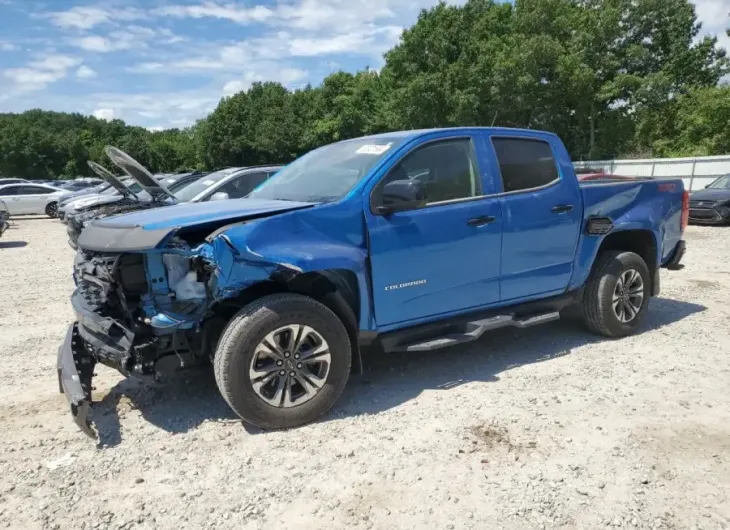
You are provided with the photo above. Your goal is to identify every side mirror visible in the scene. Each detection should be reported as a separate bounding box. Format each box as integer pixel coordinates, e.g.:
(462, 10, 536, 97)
(376, 179, 427, 215)
(210, 192, 230, 201)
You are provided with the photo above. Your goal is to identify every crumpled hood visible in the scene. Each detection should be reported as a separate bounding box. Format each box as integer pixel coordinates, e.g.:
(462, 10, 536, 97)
(96, 198, 313, 230)
(689, 188, 730, 202)
(78, 198, 314, 252)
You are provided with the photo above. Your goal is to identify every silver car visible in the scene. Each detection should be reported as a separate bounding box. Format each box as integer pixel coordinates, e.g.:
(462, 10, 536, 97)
(0, 183, 66, 217)
(171, 166, 282, 203)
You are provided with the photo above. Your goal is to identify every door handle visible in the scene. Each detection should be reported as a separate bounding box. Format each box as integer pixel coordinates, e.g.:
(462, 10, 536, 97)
(467, 215, 496, 227)
(551, 204, 574, 214)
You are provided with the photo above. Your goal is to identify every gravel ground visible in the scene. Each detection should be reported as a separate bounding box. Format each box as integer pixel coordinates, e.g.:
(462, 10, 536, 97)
(1, 218, 729, 530)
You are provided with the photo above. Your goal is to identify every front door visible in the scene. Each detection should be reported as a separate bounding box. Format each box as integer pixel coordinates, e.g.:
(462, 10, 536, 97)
(0, 185, 23, 215)
(367, 136, 503, 328)
(487, 136, 582, 301)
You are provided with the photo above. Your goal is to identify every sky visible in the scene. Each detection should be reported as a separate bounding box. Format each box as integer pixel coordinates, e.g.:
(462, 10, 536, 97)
(0, 0, 728, 131)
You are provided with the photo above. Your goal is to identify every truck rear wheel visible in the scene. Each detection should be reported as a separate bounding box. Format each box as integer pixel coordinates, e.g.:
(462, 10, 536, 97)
(581, 251, 650, 338)
(213, 293, 352, 429)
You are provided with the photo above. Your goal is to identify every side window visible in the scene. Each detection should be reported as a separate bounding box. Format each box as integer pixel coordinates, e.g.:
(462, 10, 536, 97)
(492, 138, 559, 193)
(217, 172, 268, 199)
(378, 139, 480, 205)
(0, 186, 20, 196)
(19, 186, 53, 195)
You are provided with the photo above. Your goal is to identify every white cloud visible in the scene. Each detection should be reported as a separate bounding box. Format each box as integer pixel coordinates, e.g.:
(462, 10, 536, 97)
(93, 108, 115, 121)
(222, 80, 248, 96)
(46, 6, 145, 30)
(289, 26, 402, 56)
(88, 91, 221, 126)
(76, 65, 97, 79)
(74, 35, 112, 52)
(222, 67, 308, 95)
(693, 0, 730, 52)
(153, 1, 274, 24)
(70, 25, 175, 53)
(0, 42, 18, 52)
(3, 55, 81, 95)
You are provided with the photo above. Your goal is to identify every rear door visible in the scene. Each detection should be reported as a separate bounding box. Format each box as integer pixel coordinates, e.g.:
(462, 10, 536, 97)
(486, 135, 582, 301)
(366, 134, 503, 328)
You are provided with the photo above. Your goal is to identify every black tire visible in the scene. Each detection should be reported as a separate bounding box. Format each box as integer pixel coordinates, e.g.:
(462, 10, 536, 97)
(46, 202, 58, 218)
(581, 251, 651, 338)
(213, 293, 352, 429)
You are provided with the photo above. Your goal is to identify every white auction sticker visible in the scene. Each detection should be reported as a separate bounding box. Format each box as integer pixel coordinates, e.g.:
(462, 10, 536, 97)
(356, 144, 391, 155)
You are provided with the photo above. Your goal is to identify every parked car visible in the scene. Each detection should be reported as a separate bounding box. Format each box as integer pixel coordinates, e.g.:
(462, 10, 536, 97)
(58, 127, 687, 438)
(59, 169, 185, 222)
(0, 182, 66, 217)
(688, 173, 730, 225)
(59, 179, 141, 220)
(171, 165, 281, 203)
(0, 178, 28, 185)
(55, 180, 103, 192)
(64, 163, 208, 249)
(65, 150, 281, 248)
(57, 183, 113, 218)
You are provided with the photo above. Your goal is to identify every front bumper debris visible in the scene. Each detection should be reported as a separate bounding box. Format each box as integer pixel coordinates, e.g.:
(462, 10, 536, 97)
(57, 324, 97, 438)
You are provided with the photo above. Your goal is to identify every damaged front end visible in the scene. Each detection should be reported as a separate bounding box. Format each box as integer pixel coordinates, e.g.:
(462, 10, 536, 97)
(59, 229, 296, 438)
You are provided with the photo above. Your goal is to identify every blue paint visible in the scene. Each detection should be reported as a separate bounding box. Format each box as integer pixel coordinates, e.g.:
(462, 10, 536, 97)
(92, 127, 686, 340)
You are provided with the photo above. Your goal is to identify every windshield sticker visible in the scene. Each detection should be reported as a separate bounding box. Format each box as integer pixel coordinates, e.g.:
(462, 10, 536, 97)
(356, 144, 392, 155)
(165, 178, 176, 184)
(202, 179, 216, 186)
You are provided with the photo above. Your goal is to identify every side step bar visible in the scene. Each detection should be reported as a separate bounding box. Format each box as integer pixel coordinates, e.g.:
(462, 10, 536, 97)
(396, 311, 561, 352)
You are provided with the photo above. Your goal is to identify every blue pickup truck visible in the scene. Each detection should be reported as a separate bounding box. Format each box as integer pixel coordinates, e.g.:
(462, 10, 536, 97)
(58, 127, 688, 437)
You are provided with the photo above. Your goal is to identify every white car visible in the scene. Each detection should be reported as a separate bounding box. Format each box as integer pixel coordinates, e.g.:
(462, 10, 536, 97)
(0, 183, 66, 217)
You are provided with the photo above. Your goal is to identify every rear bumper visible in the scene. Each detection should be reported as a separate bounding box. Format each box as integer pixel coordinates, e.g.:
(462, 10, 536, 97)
(57, 324, 97, 438)
(663, 240, 686, 271)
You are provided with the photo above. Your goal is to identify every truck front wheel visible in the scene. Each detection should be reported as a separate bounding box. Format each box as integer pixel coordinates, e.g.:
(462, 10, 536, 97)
(213, 293, 352, 429)
(581, 251, 651, 338)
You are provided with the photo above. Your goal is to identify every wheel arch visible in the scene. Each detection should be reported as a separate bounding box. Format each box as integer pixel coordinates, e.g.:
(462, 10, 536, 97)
(594, 229, 658, 294)
(208, 269, 363, 374)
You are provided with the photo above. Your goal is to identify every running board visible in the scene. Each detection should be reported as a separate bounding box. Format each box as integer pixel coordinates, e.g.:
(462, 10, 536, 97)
(397, 311, 561, 352)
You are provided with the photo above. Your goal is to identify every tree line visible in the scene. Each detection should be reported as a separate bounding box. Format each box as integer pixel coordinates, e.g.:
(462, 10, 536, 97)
(1, 0, 728, 180)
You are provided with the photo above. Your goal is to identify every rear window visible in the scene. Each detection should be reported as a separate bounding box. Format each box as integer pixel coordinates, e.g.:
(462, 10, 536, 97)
(492, 138, 559, 193)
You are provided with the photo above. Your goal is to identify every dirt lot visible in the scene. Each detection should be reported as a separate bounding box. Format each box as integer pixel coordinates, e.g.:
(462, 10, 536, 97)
(0, 218, 728, 530)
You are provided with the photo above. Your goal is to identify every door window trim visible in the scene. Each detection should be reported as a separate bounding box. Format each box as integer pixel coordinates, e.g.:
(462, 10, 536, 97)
(488, 135, 562, 197)
(369, 136, 487, 215)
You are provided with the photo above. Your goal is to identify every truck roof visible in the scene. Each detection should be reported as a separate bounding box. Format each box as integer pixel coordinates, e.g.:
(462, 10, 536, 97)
(357, 126, 556, 142)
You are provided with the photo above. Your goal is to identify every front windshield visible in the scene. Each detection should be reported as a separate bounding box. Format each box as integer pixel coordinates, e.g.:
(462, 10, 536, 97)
(247, 136, 405, 202)
(173, 168, 242, 202)
(168, 176, 199, 194)
(708, 174, 730, 189)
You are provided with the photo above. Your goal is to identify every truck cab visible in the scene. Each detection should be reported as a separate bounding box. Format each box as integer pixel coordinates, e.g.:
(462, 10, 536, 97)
(58, 128, 687, 438)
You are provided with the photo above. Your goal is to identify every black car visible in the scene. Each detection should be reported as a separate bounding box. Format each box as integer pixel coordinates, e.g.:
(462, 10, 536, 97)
(688, 173, 730, 225)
